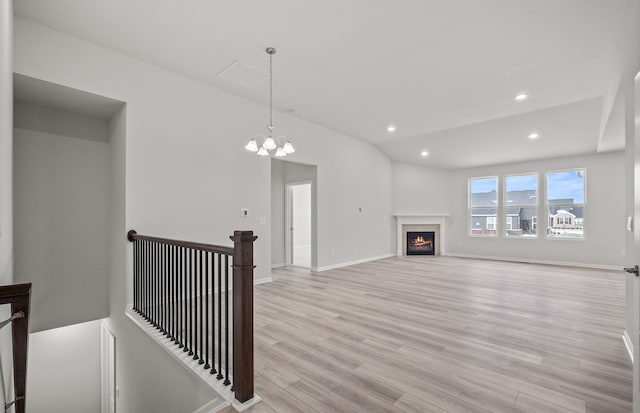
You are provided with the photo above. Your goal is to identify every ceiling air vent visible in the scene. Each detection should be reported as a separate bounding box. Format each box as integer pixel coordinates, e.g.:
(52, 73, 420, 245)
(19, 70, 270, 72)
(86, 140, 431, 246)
(218, 60, 268, 88)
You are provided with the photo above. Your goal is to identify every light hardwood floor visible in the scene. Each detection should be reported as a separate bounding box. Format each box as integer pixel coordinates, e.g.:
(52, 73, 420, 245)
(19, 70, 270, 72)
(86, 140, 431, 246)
(237, 256, 631, 413)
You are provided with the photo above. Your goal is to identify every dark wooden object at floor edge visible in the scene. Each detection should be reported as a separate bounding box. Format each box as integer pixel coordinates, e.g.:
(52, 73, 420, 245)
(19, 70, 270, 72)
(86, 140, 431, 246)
(231, 230, 257, 403)
(0, 283, 32, 413)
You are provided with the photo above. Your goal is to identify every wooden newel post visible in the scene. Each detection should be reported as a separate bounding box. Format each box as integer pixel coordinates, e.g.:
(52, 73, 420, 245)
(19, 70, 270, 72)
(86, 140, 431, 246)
(231, 230, 257, 403)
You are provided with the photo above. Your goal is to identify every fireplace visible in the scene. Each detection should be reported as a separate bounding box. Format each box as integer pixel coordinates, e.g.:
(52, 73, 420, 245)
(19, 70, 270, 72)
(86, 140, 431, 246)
(406, 231, 435, 256)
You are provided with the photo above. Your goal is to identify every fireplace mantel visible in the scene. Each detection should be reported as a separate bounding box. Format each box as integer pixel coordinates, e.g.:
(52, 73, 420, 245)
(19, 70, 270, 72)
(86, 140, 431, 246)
(393, 214, 449, 256)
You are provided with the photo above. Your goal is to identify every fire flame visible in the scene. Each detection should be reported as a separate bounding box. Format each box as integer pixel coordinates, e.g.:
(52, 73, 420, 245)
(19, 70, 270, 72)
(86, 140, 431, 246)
(412, 236, 432, 247)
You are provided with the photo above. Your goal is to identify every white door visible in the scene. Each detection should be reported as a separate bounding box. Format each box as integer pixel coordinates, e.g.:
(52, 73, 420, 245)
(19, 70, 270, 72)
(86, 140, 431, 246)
(632, 70, 640, 413)
(101, 323, 116, 413)
(285, 182, 312, 268)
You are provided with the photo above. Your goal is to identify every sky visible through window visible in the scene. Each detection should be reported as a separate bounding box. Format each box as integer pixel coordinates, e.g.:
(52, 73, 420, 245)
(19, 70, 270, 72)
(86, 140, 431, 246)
(470, 177, 497, 193)
(547, 170, 584, 203)
(506, 174, 537, 191)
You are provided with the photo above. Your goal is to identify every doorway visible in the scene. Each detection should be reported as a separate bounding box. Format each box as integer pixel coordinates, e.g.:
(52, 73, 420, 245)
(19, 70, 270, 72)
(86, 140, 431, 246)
(286, 182, 312, 268)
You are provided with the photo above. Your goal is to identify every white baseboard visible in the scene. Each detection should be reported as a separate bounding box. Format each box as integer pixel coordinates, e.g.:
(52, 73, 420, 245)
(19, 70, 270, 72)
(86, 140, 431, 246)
(623, 330, 634, 364)
(445, 253, 621, 271)
(271, 262, 286, 269)
(193, 399, 228, 413)
(254, 276, 273, 285)
(312, 253, 396, 272)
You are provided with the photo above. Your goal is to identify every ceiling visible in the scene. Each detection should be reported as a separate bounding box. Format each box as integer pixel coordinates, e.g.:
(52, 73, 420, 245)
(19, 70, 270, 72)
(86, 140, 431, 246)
(14, 0, 630, 169)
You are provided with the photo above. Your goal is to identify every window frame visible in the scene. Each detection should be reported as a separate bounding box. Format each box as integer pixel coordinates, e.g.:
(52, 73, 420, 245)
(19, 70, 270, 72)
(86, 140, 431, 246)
(468, 176, 499, 238)
(503, 172, 538, 239)
(545, 168, 586, 241)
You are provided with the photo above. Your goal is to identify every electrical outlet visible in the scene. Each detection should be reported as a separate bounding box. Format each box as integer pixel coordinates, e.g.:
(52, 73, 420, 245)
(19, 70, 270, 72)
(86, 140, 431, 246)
(260, 217, 267, 225)
(240, 208, 249, 217)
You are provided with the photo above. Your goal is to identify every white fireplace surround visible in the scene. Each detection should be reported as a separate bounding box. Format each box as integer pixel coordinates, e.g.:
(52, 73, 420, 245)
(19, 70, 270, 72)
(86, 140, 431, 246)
(394, 214, 449, 256)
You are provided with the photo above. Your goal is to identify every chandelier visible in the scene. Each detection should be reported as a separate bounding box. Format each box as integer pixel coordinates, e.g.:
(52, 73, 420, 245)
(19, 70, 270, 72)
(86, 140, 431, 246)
(245, 47, 295, 157)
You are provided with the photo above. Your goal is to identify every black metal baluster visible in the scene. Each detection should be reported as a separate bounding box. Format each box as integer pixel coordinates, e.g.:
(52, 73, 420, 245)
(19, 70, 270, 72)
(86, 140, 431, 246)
(183, 246, 189, 352)
(165, 243, 170, 335)
(155, 241, 159, 328)
(198, 250, 204, 364)
(224, 254, 230, 386)
(137, 240, 141, 313)
(178, 246, 184, 348)
(145, 241, 148, 318)
(168, 244, 172, 337)
(159, 242, 163, 331)
(133, 240, 137, 312)
(230, 255, 235, 392)
(189, 249, 198, 359)
(143, 241, 151, 322)
(204, 251, 210, 370)
(187, 249, 193, 356)
(160, 242, 164, 332)
(151, 241, 156, 327)
(172, 244, 176, 341)
(217, 253, 223, 381)
(211, 253, 217, 375)
(164, 243, 169, 336)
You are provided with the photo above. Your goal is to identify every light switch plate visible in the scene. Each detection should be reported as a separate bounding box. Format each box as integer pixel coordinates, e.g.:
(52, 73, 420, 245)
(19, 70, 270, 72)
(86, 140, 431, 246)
(627, 216, 633, 231)
(241, 208, 249, 217)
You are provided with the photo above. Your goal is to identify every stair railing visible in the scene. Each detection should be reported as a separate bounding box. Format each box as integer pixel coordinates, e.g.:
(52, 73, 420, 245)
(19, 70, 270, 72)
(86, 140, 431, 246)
(127, 230, 257, 403)
(0, 283, 31, 413)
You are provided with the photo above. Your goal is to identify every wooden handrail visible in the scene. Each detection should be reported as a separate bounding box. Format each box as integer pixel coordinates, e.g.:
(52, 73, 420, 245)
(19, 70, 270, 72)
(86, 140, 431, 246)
(0, 282, 31, 413)
(127, 230, 234, 255)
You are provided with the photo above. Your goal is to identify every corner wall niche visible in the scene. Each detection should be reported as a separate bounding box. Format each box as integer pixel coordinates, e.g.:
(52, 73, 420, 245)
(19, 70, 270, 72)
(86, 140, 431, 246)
(394, 215, 448, 256)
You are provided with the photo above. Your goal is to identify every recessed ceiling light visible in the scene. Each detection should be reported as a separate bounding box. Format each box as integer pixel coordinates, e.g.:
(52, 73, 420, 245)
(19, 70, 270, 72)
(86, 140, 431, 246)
(515, 93, 529, 101)
(528, 132, 540, 139)
(387, 125, 396, 132)
(421, 151, 429, 157)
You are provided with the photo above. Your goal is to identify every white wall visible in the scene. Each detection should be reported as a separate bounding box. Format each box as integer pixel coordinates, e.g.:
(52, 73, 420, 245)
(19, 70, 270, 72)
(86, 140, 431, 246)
(391, 162, 451, 254)
(13, 124, 110, 332)
(14, 17, 393, 412)
(447, 152, 626, 268)
(0, 0, 12, 287)
(270, 159, 285, 267)
(26, 320, 101, 413)
(392, 162, 451, 214)
(0, 2, 13, 410)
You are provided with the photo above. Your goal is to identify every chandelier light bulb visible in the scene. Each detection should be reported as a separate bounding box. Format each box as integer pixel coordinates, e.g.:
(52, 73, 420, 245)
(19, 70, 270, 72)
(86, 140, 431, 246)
(283, 141, 295, 154)
(244, 139, 259, 152)
(275, 147, 287, 157)
(263, 136, 277, 150)
(257, 147, 269, 156)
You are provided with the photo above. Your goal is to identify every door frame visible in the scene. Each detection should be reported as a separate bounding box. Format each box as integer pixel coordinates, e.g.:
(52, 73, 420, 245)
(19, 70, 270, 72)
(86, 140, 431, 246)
(101, 321, 116, 413)
(285, 180, 313, 267)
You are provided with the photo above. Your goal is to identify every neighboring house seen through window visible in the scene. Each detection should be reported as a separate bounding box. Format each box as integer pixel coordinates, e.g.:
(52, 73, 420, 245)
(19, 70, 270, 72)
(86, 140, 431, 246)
(468, 170, 584, 240)
(469, 177, 498, 237)
(504, 173, 538, 238)
(546, 169, 585, 239)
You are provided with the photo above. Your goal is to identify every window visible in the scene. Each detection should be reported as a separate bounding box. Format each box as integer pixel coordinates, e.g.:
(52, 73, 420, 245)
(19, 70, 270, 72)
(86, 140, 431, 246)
(546, 169, 585, 239)
(504, 173, 537, 238)
(505, 217, 513, 230)
(469, 177, 498, 237)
